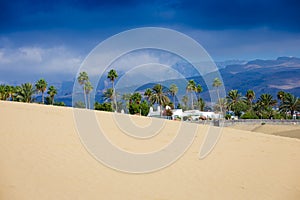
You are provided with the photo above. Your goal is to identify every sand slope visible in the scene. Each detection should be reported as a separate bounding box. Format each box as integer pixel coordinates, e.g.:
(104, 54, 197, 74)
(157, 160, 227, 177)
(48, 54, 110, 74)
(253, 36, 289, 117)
(231, 124, 300, 139)
(1, 101, 300, 200)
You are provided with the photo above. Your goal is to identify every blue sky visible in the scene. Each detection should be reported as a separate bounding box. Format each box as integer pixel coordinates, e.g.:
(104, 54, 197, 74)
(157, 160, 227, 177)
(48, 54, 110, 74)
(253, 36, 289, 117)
(1, 0, 300, 83)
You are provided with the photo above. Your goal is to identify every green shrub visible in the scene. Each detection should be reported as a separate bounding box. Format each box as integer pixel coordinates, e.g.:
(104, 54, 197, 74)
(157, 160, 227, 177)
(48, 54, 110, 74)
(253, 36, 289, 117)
(225, 114, 232, 120)
(94, 102, 113, 112)
(53, 102, 65, 106)
(241, 111, 259, 119)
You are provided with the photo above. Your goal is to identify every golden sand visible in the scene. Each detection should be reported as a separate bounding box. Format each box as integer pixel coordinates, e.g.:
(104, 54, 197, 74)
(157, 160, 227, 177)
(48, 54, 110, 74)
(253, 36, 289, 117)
(1, 101, 300, 199)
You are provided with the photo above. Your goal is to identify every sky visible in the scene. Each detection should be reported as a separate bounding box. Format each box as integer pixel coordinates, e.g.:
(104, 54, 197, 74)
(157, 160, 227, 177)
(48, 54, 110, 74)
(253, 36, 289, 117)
(1, 0, 300, 83)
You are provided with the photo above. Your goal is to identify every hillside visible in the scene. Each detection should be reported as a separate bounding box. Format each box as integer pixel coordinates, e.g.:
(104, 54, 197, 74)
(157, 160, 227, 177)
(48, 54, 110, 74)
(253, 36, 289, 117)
(31, 56, 300, 106)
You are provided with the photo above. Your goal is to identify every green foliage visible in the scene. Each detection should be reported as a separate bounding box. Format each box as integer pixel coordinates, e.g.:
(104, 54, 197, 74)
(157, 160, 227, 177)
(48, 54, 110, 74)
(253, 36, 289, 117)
(140, 100, 150, 116)
(94, 102, 113, 112)
(149, 84, 170, 111)
(279, 93, 300, 117)
(241, 111, 259, 119)
(225, 114, 232, 120)
(227, 89, 247, 117)
(128, 93, 149, 116)
(16, 83, 36, 103)
(53, 102, 66, 106)
(47, 85, 57, 105)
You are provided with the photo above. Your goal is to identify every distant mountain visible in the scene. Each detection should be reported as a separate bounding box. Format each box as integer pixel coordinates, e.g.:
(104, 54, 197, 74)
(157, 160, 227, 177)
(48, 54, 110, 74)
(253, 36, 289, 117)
(50, 56, 300, 106)
(215, 56, 300, 98)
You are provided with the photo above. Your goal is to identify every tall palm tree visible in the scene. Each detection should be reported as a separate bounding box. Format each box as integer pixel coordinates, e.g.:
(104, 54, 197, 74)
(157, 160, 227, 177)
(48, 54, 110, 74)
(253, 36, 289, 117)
(169, 84, 178, 108)
(149, 84, 170, 115)
(197, 98, 206, 111)
(122, 93, 131, 113)
(214, 98, 227, 114)
(47, 86, 57, 105)
(181, 95, 189, 111)
(279, 93, 300, 117)
(107, 69, 118, 111)
(213, 77, 222, 114)
(17, 83, 35, 103)
(84, 81, 93, 109)
(186, 80, 196, 109)
(35, 78, 47, 104)
(77, 71, 89, 108)
(245, 90, 255, 109)
(144, 88, 152, 103)
(195, 84, 203, 101)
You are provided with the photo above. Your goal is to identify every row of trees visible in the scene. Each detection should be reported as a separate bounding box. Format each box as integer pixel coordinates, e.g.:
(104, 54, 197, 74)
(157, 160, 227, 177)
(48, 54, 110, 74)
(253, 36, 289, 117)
(214, 89, 300, 119)
(2, 70, 298, 120)
(87, 70, 221, 116)
(0, 79, 58, 105)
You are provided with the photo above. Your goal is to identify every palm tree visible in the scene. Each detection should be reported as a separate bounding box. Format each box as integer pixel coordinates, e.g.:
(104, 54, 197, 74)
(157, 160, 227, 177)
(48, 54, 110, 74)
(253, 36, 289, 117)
(214, 98, 227, 114)
(107, 69, 118, 111)
(279, 93, 300, 117)
(17, 83, 35, 103)
(256, 93, 277, 118)
(186, 80, 196, 109)
(226, 89, 246, 117)
(12, 86, 21, 101)
(47, 86, 57, 105)
(245, 90, 255, 109)
(0, 84, 8, 100)
(144, 88, 152, 103)
(195, 84, 203, 101)
(103, 88, 114, 109)
(35, 78, 47, 104)
(227, 90, 241, 109)
(84, 81, 93, 109)
(77, 71, 89, 108)
(197, 98, 206, 111)
(149, 84, 170, 115)
(277, 91, 285, 104)
(181, 95, 189, 111)
(122, 93, 131, 113)
(213, 77, 222, 114)
(169, 84, 178, 108)
(257, 93, 277, 108)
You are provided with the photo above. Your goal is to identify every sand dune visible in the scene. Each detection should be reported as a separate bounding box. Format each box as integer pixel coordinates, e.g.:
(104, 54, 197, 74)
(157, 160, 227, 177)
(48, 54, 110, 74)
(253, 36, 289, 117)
(1, 101, 300, 199)
(231, 124, 300, 139)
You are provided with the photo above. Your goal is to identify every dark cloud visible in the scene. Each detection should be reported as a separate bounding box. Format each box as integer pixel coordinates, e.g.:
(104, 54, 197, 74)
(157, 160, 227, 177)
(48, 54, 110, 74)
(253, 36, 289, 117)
(1, 0, 300, 33)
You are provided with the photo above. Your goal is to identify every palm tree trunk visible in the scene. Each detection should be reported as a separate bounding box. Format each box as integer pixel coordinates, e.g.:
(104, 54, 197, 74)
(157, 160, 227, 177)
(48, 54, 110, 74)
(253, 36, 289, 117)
(173, 95, 176, 109)
(88, 93, 91, 109)
(113, 81, 117, 112)
(42, 91, 44, 104)
(83, 86, 87, 109)
(216, 88, 222, 118)
(190, 92, 193, 109)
